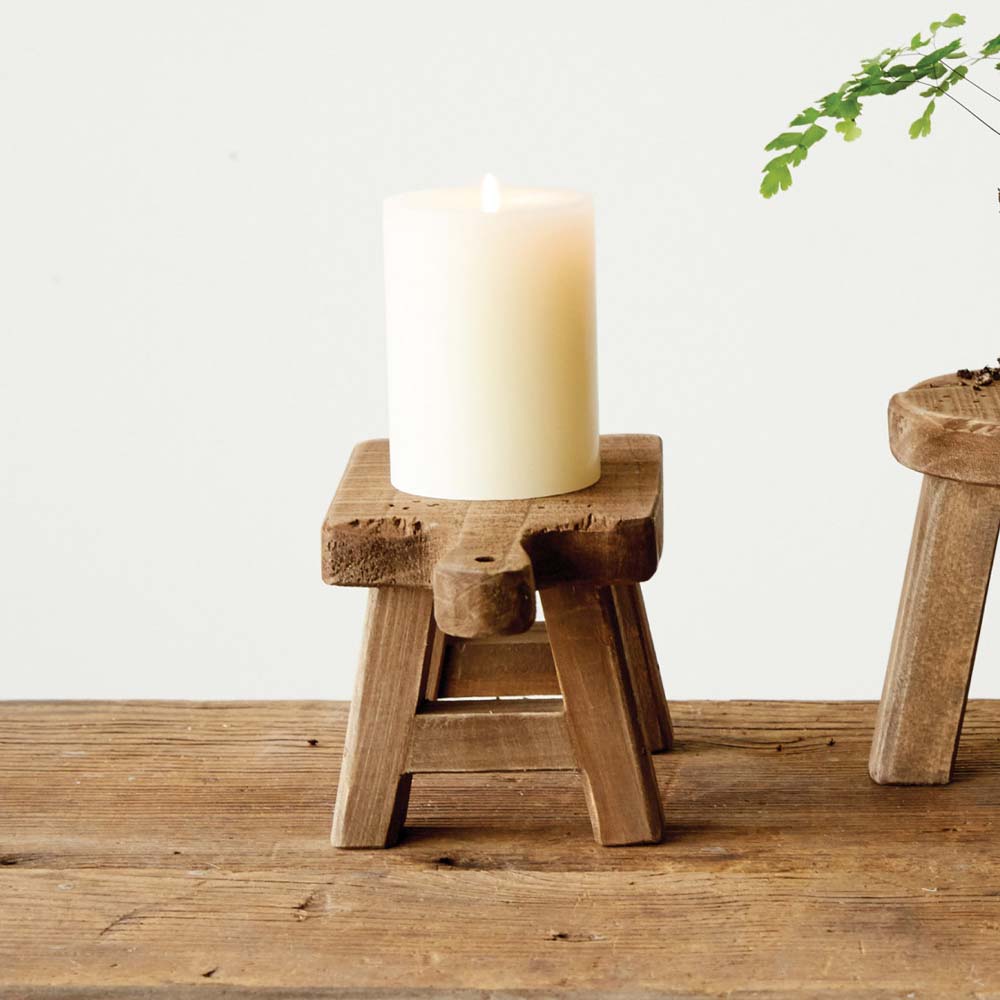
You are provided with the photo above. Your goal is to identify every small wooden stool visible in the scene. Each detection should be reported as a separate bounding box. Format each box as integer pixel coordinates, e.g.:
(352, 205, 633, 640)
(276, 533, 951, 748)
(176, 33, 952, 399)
(322, 434, 671, 847)
(871, 374, 1000, 785)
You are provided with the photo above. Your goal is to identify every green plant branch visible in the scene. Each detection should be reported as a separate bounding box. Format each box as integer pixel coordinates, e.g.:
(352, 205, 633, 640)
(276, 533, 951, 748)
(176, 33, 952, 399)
(942, 61, 1000, 102)
(921, 77, 1000, 137)
(760, 13, 1000, 198)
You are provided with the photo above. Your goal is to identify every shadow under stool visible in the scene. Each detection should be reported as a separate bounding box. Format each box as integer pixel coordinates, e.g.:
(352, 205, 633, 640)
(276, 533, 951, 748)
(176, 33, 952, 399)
(871, 373, 1000, 785)
(321, 435, 672, 847)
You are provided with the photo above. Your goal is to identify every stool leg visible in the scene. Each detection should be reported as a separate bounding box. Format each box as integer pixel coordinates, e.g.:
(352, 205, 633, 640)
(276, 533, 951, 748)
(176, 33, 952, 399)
(332, 587, 440, 848)
(422, 627, 448, 700)
(541, 583, 663, 846)
(870, 475, 1000, 785)
(612, 583, 673, 753)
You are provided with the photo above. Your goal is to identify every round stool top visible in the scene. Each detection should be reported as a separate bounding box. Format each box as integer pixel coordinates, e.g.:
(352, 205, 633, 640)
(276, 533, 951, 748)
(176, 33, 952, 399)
(890, 373, 1000, 486)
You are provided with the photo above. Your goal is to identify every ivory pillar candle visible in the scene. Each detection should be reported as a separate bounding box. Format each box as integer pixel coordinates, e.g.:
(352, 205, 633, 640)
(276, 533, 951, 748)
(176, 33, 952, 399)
(383, 177, 600, 501)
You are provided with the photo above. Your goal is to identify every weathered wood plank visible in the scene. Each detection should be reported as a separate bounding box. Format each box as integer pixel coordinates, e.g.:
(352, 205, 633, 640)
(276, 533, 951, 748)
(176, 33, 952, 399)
(870, 474, 1000, 784)
(436, 625, 560, 698)
(331, 587, 440, 848)
(6, 700, 1000, 996)
(540, 583, 663, 845)
(321, 436, 663, 595)
(612, 583, 672, 753)
(890, 374, 1000, 486)
(421, 625, 449, 700)
(408, 699, 573, 772)
(431, 506, 536, 637)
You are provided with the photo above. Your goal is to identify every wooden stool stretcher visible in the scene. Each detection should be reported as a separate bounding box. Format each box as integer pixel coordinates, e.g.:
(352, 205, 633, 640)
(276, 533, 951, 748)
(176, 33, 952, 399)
(322, 435, 671, 847)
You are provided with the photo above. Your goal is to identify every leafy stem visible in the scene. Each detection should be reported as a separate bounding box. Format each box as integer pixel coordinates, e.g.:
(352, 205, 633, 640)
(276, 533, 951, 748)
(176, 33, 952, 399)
(760, 13, 1000, 199)
(942, 61, 1000, 103)
(919, 77, 1000, 138)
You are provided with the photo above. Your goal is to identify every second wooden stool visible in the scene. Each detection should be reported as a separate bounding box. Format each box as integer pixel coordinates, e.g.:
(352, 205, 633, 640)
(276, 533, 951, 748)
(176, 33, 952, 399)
(322, 435, 671, 847)
(871, 374, 1000, 785)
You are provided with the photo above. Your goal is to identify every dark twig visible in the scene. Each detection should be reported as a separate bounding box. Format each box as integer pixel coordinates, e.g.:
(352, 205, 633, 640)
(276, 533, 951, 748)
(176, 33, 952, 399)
(918, 77, 1000, 138)
(942, 61, 1000, 104)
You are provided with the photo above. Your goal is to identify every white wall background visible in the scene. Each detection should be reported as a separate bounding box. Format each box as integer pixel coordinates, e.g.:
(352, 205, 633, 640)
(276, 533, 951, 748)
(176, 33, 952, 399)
(3, 1, 999, 700)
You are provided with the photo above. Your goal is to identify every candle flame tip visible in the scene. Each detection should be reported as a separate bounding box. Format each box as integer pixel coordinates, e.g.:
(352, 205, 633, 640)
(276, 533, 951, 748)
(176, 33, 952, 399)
(480, 173, 500, 213)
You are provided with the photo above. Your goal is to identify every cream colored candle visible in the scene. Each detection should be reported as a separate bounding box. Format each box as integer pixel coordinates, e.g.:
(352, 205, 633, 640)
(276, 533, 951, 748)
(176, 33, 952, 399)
(383, 177, 599, 501)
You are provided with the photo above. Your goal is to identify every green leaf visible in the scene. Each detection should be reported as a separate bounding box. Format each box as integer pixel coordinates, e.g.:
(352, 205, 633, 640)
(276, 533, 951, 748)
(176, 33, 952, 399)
(852, 81, 888, 97)
(820, 91, 863, 119)
(982, 32, 1000, 57)
(882, 76, 918, 94)
(789, 107, 821, 126)
(911, 33, 930, 48)
(760, 155, 793, 199)
(801, 124, 828, 147)
(909, 99, 936, 139)
(835, 119, 863, 142)
(920, 63, 968, 96)
(765, 131, 806, 151)
(916, 38, 964, 69)
(930, 14, 965, 33)
(761, 123, 826, 178)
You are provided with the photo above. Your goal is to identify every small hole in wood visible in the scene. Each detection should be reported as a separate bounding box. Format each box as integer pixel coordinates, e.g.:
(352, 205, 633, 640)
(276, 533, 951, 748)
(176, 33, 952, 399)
(475, 556, 495, 563)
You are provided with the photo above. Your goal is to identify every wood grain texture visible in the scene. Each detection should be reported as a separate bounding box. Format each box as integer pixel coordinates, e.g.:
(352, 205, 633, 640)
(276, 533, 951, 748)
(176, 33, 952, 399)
(435, 625, 561, 699)
(8, 700, 1000, 996)
(421, 626, 449, 700)
(870, 474, 1000, 784)
(407, 699, 574, 773)
(540, 584, 663, 846)
(331, 588, 440, 848)
(322, 436, 663, 637)
(890, 373, 1000, 486)
(612, 583, 673, 753)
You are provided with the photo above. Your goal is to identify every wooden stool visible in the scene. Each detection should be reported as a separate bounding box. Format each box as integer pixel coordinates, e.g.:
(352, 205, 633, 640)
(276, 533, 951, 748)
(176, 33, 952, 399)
(322, 434, 671, 847)
(871, 374, 1000, 785)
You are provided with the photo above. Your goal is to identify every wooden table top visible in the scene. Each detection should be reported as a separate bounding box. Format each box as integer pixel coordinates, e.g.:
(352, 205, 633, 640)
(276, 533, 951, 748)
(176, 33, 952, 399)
(5, 698, 1000, 997)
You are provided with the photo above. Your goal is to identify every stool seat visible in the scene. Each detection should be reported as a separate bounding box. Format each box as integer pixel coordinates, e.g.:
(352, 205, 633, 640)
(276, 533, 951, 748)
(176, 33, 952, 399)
(323, 434, 663, 637)
(890, 374, 1000, 486)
